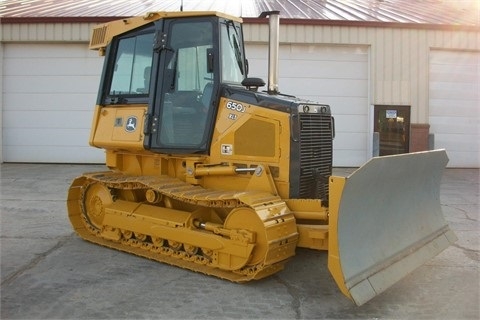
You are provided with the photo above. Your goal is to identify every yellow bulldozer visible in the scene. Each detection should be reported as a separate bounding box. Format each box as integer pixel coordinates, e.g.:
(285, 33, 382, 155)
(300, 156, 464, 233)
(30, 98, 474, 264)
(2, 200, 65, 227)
(67, 10, 456, 306)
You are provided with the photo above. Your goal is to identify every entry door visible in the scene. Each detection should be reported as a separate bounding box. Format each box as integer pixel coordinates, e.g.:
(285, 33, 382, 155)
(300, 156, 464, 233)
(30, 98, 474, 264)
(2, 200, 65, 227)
(374, 105, 410, 156)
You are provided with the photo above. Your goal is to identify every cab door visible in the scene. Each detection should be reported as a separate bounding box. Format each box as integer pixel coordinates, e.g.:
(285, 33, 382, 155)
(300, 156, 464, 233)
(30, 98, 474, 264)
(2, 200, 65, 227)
(147, 17, 219, 154)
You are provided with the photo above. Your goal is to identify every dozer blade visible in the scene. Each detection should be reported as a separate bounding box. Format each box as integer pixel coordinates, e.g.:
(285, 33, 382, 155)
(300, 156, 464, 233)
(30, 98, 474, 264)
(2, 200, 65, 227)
(328, 149, 457, 306)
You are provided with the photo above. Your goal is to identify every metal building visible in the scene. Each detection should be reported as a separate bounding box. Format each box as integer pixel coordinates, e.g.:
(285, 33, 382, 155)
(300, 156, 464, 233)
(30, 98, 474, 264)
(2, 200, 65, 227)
(1, 0, 479, 167)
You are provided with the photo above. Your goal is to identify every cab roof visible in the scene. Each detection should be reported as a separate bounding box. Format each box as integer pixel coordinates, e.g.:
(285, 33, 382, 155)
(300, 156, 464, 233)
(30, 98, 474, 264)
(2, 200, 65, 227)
(89, 11, 242, 51)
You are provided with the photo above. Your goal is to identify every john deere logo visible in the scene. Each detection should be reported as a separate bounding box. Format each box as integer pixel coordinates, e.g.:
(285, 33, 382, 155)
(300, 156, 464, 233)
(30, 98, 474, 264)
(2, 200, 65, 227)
(125, 116, 137, 132)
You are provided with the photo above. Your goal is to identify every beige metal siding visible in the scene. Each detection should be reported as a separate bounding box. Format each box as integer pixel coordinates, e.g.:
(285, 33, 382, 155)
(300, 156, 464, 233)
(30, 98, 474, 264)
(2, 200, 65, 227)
(1, 22, 479, 166)
(1, 23, 95, 42)
(243, 23, 480, 167)
(243, 23, 480, 123)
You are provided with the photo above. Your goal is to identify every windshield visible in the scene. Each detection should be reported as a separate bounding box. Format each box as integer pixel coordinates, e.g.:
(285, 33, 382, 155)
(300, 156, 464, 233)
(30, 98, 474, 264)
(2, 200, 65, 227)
(220, 21, 245, 84)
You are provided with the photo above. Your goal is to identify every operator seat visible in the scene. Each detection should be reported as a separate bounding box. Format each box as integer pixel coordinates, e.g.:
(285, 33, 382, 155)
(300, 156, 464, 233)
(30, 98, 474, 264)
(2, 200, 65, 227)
(201, 82, 214, 110)
(143, 66, 151, 92)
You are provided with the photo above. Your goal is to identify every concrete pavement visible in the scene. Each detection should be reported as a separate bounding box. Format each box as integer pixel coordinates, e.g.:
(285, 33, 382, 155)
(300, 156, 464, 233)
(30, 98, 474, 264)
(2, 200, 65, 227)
(1, 163, 479, 319)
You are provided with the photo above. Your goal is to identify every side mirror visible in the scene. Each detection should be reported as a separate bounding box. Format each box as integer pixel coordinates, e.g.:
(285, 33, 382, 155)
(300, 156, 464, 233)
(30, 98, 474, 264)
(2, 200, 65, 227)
(241, 77, 266, 91)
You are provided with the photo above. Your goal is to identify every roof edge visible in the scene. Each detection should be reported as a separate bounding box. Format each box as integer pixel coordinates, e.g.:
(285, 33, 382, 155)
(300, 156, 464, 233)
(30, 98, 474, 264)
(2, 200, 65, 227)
(1, 16, 479, 31)
(243, 17, 480, 31)
(0, 16, 123, 24)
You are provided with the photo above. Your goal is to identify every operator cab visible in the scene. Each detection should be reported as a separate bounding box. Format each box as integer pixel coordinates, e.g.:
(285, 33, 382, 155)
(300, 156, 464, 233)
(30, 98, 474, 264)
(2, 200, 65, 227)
(98, 13, 248, 154)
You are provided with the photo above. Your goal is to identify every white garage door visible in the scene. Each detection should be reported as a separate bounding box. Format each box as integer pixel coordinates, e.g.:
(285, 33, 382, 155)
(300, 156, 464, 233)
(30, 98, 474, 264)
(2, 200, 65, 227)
(3, 43, 368, 166)
(246, 44, 369, 166)
(3, 43, 104, 163)
(429, 50, 480, 168)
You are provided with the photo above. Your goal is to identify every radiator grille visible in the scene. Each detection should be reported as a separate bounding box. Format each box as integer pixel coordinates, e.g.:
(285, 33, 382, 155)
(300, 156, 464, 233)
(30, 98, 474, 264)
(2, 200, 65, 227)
(298, 113, 332, 201)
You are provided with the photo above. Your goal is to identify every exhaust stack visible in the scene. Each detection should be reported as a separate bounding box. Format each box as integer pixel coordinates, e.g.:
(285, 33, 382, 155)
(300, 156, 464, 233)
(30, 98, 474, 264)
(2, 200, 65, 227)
(260, 11, 280, 94)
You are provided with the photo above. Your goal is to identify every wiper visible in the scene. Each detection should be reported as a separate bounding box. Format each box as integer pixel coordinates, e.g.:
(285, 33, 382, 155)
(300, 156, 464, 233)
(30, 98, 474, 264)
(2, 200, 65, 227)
(170, 52, 178, 90)
(225, 20, 244, 75)
(153, 31, 177, 90)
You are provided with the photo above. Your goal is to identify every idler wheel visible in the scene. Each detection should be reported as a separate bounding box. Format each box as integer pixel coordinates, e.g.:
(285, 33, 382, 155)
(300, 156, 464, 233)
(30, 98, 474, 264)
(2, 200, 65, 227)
(224, 207, 268, 266)
(83, 183, 113, 230)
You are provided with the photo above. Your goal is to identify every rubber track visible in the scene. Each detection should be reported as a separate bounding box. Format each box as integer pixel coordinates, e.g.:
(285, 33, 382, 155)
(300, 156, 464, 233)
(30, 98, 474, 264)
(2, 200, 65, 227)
(67, 171, 298, 282)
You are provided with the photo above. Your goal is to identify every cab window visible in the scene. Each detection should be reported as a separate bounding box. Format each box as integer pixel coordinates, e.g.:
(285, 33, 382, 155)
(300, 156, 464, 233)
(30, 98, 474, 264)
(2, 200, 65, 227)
(109, 32, 154, 96)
